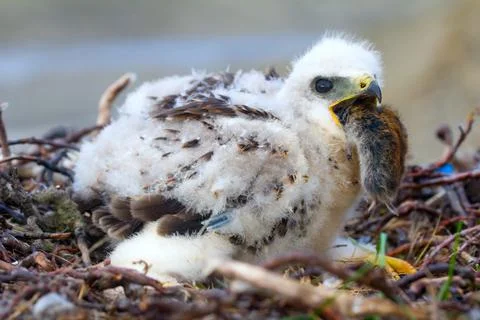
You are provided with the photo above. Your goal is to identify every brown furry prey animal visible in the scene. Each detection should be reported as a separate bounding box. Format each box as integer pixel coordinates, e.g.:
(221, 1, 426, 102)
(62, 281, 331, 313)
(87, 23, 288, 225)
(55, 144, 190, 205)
(73, 34, 408, 282)
(330, 81, 407, 210)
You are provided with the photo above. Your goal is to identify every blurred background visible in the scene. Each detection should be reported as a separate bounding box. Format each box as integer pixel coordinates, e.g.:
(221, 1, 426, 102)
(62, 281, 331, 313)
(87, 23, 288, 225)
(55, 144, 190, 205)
(1, 0, 478, 162)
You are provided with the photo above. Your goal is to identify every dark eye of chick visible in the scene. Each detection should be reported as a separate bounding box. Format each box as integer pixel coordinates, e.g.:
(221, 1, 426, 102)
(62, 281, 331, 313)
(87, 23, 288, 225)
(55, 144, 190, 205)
(313, 77, 334, 94)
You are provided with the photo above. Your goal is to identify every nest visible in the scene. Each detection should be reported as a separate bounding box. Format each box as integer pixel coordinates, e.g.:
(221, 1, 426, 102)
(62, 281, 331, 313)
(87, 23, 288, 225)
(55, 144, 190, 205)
(0, 76, 478, 319)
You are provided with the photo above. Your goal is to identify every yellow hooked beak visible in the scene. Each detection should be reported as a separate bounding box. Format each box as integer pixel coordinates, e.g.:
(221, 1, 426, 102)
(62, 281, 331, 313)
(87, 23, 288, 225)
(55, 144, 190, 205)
(329, 75, 382, 127)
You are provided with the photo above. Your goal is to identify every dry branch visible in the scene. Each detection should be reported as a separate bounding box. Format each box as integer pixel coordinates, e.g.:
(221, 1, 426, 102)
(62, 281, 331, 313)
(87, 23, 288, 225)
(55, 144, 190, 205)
(261, 252, 406, 303)
(7, 137, 79, 151)
(0, 102, 11, 162)
(420, 224, 480, 267)
(0, 155, 73, 180)
(214, 260, 429, 319)
(97, 73, 135, 127)
(402, 170, 480, 189)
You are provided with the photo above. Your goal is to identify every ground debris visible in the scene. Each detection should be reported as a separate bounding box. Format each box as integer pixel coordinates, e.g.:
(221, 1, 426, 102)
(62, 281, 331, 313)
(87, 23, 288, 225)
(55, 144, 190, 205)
(0, 82, 478, 319)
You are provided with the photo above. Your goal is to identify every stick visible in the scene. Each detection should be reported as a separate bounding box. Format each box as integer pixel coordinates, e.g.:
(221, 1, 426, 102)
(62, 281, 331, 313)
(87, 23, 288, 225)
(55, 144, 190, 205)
(7, 137, 79, 151)
(402, 170, 480, 189)
(97, 73, 135, 127)
(214, 260, 428, 319)
(0, 102, 11, 162)
(420, 224, 480, 268)
(397, 263, 475, 289)
(261, 252, 406, 303)
(74, 223, 91, 266)
(430, 112, 475, 172)
(0, 155, 73, 180)
(7, 230, 72, 240)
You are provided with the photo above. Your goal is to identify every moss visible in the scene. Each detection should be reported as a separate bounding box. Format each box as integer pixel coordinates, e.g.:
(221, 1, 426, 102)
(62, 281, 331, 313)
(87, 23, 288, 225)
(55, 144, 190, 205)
(0, 169, 38, 217)
(34, 188, 81, 232)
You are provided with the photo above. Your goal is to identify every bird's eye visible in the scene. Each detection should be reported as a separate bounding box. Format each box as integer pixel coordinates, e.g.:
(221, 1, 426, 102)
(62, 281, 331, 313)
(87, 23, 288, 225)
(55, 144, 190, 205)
(314, 78, 333, 94)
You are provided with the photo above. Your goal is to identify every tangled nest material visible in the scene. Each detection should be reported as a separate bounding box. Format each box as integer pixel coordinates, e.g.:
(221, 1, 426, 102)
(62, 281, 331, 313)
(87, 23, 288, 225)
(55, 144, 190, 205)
(0, 75, 478, 320)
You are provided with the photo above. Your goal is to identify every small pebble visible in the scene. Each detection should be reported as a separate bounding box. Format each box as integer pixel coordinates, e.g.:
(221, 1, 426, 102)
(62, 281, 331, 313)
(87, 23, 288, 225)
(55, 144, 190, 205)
(32, 292, 75, 319)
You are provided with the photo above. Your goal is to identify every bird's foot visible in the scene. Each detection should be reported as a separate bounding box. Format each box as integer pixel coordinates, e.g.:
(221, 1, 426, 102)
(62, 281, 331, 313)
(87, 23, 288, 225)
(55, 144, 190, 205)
(330, 238, 416, 280)
(364, 254, 417, 280)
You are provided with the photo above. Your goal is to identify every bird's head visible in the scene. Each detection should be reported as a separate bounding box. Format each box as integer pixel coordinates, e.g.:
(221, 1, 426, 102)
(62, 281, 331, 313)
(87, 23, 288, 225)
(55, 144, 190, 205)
(281, 34, 383, 128)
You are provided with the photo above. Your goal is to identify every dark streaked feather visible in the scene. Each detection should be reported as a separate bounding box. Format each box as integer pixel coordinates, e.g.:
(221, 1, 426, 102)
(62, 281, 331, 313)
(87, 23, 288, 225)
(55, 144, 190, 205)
(92, 207, 110, 225)
(109, 196, 131, 221)
(130, 194, 185, 222)
(151, 97, 278, 121)
(92, 207, 143, 239)
(182, 138, 200, 148)
(107, 222, 142, 239)
(238, 138, 259, 152)
(156, 94, 178, 110)
(156, 212, 205, 236)
(184, 72, 235, 97)
(264, 66, 280, 80)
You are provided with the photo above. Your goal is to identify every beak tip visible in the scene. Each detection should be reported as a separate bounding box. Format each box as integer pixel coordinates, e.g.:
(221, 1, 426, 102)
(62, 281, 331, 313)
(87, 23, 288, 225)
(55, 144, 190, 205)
(366, 80, 382, 104)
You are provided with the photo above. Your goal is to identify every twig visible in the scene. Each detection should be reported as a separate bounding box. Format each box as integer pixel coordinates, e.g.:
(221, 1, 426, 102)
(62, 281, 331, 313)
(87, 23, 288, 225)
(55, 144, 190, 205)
(97, 73, 135, 127)
(0, 102, 11, 162)
(0, 232, 31, 254)
(409, 112, 476, 178)
(74, 223, 91, 266)
(41, 149, 70, 185)
(65, 125, 104, 143)
(0, 259, 15, 271)
(410, 276, 467, 297)
(19, 251, 55, 271)
(368, 200, 444, 233)
(0, 155, 73, 180)
(7, 229, 72, 240)
(430, 112, 475, 172)
(387, 239, 440, 257)
(397, 263, 475, 289)
(0, 202, 27, 224)
(7, 137, 79, 151)
(457, 231, 480, 256)
(420, 224, 480, 267)
(261, 252, 406, 303)
(402, 170, 480, 189)
(396, 200, 444, 217)
(214, 259, 428, 319)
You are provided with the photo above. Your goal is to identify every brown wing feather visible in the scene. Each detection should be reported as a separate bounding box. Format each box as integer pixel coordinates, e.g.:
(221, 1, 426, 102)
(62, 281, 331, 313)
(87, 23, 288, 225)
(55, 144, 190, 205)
(156, 212, 205, 236)
(151, 97, 278, 121)
(92, 207, 143, 239)
(130, 194, 186, 221)
(90, 193, 204, 239)
(109, 196, 132, 221)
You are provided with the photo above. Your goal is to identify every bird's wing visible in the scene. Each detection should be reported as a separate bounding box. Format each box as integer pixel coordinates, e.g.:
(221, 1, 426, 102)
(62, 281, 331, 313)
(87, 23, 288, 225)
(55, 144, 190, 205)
(77, 69, 297, 240)
(91, 194, 203, 239)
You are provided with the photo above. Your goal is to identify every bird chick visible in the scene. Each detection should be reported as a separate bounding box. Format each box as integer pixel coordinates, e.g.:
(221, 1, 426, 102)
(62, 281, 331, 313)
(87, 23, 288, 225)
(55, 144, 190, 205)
(331, 85, 408, 208)
(73, 33, 407, 282)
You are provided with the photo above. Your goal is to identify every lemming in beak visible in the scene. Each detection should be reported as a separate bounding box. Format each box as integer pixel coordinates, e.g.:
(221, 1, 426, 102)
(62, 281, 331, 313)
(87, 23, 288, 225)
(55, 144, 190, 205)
(328, 75, 382, 126)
